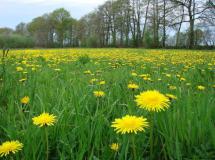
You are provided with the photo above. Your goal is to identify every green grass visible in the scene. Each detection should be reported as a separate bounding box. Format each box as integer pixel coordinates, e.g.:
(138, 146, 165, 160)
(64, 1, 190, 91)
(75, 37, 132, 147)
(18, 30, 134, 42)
(0, 49, 215, 160)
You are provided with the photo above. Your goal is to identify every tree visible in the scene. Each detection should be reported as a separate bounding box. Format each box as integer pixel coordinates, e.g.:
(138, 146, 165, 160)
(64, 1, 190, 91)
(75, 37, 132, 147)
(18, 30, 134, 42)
(28, 15, 51, 47)
(170, 0, 212, 48)
(0, 28, 13, 35)
(1, 2, 214, 49)
(15, 23, 28, 35)
(50, 8, 71, 47)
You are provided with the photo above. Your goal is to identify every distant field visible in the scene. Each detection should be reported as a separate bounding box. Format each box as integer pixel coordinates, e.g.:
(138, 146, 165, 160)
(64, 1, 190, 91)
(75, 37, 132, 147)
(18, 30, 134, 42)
(0, 49, 215, 159)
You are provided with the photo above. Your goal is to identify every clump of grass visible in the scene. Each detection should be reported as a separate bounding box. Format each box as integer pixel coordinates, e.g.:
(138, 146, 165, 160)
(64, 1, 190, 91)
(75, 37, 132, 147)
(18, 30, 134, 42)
(1, 48, 9, 77)
(77, 55, 91, 65)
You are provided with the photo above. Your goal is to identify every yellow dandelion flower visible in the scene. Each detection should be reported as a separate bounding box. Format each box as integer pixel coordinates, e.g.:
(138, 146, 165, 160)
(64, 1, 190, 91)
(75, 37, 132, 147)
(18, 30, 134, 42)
(32, 112, 56, 127)
(54, 68, 61, 71)
(21, 96, 30, 104)
(21, 61, 27, 64)
(180, 77, 186, 81)
(169, 85, 177, 90)
(143, 77, 151, 81)
(16, 67, 23, 72)
(84, 70, 91, 74)
(186, 83, 191, 86)
(90, 78, 98, 84)
(110, 143, 119, 151)
(19, 78, 27, 82)
(165, 94, 177, 100)
(128, 83, 139, 90)
(135, 90, 170, 112)
(99, 81, 106, 85)
(93, 91, 105, 97)
(139, 74, 150, 78)
(32, 67, 36, 71)
(197, 85, 205, 90)
(165, 74, 171, 77)
(111, 115, 149, 134)
(131, 72, 137, 76)
(0, 140, 23, 157)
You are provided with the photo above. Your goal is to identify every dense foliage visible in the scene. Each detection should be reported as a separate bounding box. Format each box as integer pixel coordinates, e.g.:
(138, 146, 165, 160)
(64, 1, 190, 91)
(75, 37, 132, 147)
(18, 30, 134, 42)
(0, 34, 34, 48)
(0, 0, 214, 48)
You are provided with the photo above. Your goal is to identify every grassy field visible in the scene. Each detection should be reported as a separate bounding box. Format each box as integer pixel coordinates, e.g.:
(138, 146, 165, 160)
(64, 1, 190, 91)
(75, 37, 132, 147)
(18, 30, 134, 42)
(0, 49, 215, 160)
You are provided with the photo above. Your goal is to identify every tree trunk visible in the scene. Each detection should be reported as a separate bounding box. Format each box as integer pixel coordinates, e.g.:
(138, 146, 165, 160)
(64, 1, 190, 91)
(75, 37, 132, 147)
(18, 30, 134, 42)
(188, 0, 195, 48)
(142, 0, 150, 46)
(162, 0, 166, 48)
(176, 6, 184, 47)
(153, 0, 159, 48)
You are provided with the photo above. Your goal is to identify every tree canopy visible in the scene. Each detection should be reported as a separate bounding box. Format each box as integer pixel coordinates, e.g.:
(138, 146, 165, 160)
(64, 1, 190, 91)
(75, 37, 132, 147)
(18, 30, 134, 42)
(0, 0, 214, 48)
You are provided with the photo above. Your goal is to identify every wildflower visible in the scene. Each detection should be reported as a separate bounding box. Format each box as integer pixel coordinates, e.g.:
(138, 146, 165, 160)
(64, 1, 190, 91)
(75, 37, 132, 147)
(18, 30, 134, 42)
(131, 72, 137, 76)
(32, 113, 56, 127)
(197, 85, 205, 90)
(143, 77, 151, 81)
(128, 83, 139, 90)
(165, 94, 177, 100)
(169, 85, 177, 90)
(176, 74, 181, 78)
(90, 78, 98, 84)
(99, 81, 106, 85)
(84, 70, 91, 74)
(94, 91, 105, 97)
(111, 115, 149, 134)
(139, 74, 150, 78)
(110, 143, 119, 152)
(21, 61, 27, 64)
(19, 78, 27, 82)
(135, 90, 170, 112)
(166, 74, 171, 78)
(0, 140, 23, 157)
(54, 68, 61, 71)
(16, 67, 23, 72)
(180, 77, 186, 81)
(21, 96, 30, 104)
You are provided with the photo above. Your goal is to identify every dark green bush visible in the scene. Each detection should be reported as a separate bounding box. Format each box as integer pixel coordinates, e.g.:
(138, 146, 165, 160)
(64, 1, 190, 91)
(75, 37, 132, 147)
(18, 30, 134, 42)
(0, 34, 35, 48)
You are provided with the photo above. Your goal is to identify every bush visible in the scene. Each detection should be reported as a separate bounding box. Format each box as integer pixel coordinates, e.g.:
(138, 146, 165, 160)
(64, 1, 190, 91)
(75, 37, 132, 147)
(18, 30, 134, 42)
(0, 34, 35, 48)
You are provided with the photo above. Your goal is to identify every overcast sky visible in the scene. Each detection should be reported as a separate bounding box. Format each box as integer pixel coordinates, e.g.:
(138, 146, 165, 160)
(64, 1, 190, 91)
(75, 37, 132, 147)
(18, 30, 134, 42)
(0, 0, 107, 29)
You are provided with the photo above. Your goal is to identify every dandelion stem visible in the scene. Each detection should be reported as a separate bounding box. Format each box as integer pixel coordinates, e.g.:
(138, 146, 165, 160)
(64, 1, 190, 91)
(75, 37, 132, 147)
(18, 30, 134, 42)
(131, 135, 137, 160)
(149, 113, 154, 160)
(45, 127, 49, 160)
(95, 98, 100, 116)
(124, 138, 130, 159)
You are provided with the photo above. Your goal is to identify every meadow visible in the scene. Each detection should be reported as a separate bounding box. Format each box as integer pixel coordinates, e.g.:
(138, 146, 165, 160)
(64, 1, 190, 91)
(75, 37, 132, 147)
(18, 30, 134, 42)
(0, 49, 215, 160)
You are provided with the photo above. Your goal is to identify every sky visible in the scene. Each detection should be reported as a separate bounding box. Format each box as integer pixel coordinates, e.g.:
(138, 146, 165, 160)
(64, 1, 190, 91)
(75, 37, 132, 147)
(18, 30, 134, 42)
(0, 0, 107, 29)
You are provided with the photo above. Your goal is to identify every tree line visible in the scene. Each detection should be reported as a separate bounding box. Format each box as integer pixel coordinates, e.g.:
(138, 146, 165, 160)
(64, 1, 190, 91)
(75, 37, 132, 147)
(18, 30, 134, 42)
(0, 0, 214, 49)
